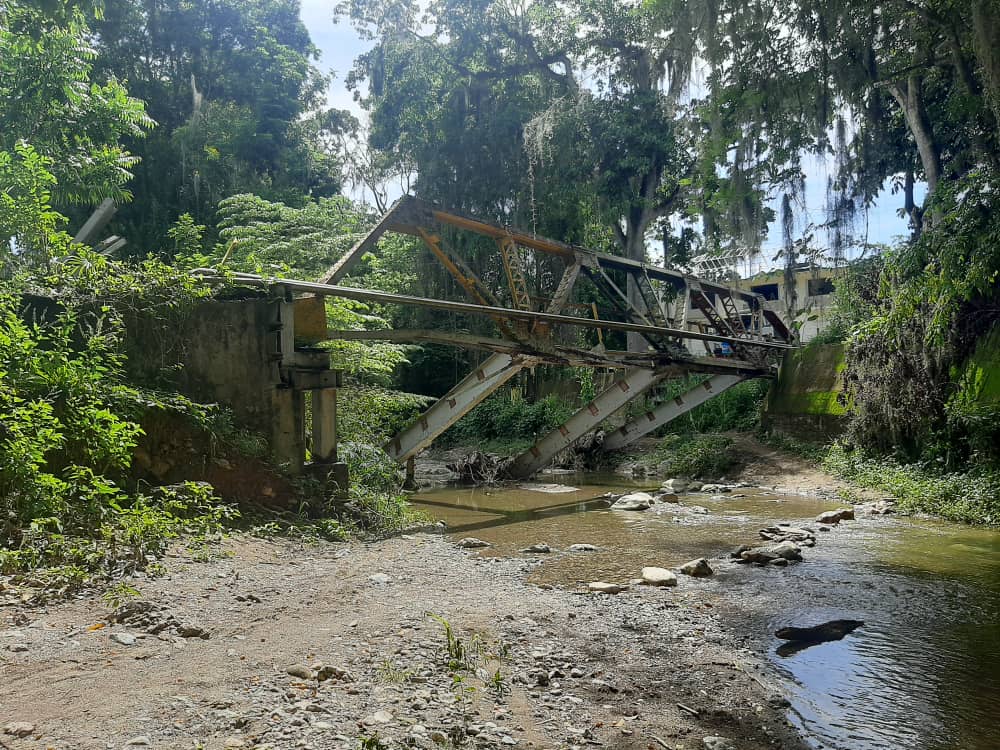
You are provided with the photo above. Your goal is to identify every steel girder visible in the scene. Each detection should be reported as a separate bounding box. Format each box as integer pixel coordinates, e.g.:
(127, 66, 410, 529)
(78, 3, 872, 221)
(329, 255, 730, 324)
(384, 353, 537, 463)
(506, 366, 669, 479)
(382, 261, 582, 464)
(602, 373, 747, 451)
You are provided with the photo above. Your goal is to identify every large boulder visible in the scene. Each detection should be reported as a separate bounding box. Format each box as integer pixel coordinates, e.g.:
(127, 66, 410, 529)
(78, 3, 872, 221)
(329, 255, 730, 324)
(679, 558, 714, 577)
(816, 508, 855, 524)
(739, 541, 803, 564)
(640, 566, 678, 587)
(660, 477, 690, 493)
(611, 492, 654, 511)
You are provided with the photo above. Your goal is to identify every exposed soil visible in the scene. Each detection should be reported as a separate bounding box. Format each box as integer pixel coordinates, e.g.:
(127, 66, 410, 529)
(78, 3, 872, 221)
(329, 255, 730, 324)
(1, 526, 806, 750)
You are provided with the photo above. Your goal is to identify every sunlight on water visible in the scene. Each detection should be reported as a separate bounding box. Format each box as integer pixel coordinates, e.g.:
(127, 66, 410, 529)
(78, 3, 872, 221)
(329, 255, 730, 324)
(413, 474, 1000, 750)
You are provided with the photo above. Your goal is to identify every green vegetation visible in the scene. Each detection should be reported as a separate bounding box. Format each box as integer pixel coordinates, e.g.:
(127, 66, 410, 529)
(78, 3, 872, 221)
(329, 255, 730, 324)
(654, 377, 772, 433)
(441, 391, 576, 456)
(649, 434, 738, 480)
(767, 434, 1000, 526)
(3, 0, 1000, 599)
(822, 446, 1000, 526)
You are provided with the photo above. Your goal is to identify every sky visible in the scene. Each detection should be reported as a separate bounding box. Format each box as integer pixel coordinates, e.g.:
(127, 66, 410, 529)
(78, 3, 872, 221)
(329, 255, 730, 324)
(298, 0, 917, 270)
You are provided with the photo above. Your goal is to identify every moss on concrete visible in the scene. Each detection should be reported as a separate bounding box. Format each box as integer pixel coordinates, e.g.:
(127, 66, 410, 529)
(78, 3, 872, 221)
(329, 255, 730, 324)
(954, 325, 1000, 405)
(767, 343, 846, 416)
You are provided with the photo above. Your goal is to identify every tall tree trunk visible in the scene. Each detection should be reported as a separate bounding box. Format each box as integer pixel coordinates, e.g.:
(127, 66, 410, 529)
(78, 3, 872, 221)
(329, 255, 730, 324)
(972, 0, 1000, 146)
(889, 74, 943, 232)
(889, 75, 943, 196)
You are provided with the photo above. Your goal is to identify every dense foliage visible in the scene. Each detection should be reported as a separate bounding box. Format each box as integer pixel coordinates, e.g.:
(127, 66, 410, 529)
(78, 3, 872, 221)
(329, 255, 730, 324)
(442, 391, 576, 455)
(4, 0, 1000, 550)
(0, 261, 240, 586)
(650, 434, 737, 479)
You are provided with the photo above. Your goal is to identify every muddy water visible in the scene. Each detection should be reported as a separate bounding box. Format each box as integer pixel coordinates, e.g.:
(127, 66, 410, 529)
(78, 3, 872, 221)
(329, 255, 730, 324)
(412, 475, 1000, 750)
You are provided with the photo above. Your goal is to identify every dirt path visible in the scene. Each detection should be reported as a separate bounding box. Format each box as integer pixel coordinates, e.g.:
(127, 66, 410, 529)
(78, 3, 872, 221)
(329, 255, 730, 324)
(1, 529, 806, 750)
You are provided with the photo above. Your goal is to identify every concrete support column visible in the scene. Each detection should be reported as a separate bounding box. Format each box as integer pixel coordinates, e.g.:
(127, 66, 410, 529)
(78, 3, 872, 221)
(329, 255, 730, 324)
(311, 388, 338, 462)
(271, 387, 305, 473)
(404, 456, 416, 490)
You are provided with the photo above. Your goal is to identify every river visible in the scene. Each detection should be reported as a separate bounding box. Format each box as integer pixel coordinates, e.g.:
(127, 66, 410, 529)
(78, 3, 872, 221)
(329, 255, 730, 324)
(411, 474, 1000, 750)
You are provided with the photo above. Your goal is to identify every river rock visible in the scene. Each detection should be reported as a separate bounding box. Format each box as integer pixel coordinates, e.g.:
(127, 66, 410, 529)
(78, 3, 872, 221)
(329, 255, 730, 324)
(760, 525, 816, 546)
(857, 499, 896, 516)
(816, 508, 855, 524)
(568, 544, 599, 552)
(588, 581, 627, 594)
(4, 723, 34, 738)
(703, 738, 736, 750)
(520, 543, 552, 553)
(286, 663, 312, 679)
(457, 537, 491, 549)
(654, 492, 680, 503)
(699, 483, 732, 493)
(640, 567, 678, 587)
(177, 624, 210, 639)
(661, 478, 689, 493)
(610, 492, 653, 511)
(111, 632, 136, 646)
(739, 541, 802, 564)
(369, 573, 392, 584)
(679, 558, 714, 577)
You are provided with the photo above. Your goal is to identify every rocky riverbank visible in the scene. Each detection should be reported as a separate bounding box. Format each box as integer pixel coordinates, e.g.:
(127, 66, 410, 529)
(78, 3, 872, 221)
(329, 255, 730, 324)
(1, 532, 806, 750)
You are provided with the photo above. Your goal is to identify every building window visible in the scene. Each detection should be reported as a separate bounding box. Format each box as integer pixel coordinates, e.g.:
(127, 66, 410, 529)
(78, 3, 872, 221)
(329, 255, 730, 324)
(808, 277, 835, 296)
(751, 283, 780, 301)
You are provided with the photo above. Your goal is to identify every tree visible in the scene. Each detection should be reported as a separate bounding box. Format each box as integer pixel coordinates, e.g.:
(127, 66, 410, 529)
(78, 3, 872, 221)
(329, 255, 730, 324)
(0, 0, 153, 208)
(339, 0, 710, 348)
(0, 0, 153, 264)
(88, 0, 353, 249)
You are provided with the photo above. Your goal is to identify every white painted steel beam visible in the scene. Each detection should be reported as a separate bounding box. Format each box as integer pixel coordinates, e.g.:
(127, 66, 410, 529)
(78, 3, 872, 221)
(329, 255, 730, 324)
(602, 374, 746, 451)
(506, 367, 669, 478)
(384, 353, 537, 463)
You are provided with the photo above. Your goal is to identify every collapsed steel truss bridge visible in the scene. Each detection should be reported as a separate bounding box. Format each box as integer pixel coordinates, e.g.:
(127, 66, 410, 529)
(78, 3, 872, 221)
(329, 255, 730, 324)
(199, 196, 794, 478)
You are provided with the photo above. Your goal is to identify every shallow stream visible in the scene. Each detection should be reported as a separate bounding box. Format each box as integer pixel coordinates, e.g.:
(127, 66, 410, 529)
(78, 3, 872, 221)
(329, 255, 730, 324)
(412, 475, 1000, 750)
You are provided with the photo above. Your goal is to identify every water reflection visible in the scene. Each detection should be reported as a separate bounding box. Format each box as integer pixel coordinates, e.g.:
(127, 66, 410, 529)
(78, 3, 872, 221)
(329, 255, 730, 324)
(412, 475, 1000, 750)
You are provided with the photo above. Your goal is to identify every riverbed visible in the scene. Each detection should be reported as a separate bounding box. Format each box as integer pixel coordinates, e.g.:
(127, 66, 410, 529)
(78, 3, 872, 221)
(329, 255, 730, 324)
(412, 474, 1000, 750)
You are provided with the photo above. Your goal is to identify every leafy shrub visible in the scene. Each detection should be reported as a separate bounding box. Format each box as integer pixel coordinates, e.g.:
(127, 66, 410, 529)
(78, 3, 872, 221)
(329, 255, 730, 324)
(660, 377, 770, 434)
(442, 392, 575, 452)
(821, 444, 1000, 525)
(339, 442, 424, 535)
(651, 434, 737, 478)
(336, 386, 431, 444)
(0, 261, 235, 586)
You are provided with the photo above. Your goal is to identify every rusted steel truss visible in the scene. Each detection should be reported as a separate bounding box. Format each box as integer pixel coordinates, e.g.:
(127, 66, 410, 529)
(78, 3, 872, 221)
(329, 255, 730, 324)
(199, 196, 794, 473)
(318, 195, 788, 356)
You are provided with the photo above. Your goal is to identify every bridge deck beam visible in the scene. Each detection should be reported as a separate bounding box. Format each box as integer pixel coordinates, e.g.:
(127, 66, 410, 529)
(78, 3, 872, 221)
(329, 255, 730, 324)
(507, 367, 668, 479)
(602, 374, 746, 452)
